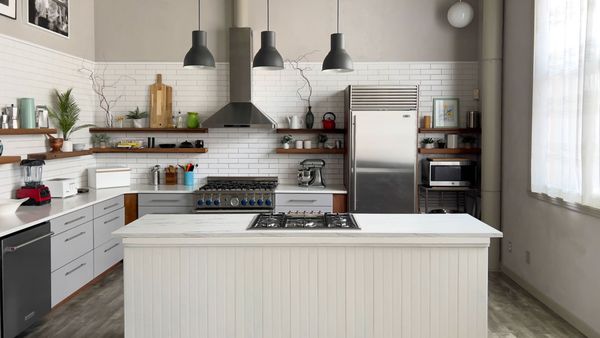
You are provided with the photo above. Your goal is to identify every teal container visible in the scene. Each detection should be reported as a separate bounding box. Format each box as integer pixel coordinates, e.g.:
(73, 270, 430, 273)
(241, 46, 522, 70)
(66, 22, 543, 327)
(183, 172, 195, 186)
(18, 98, 36, 129)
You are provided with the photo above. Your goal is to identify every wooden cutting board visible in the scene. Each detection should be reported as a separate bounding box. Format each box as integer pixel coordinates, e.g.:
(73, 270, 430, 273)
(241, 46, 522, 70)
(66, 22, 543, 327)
(149, 74, 173, 128)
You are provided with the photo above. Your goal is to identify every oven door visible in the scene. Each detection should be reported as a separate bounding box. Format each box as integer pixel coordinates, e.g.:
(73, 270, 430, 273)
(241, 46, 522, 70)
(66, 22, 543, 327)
(428, 161, 476, 186)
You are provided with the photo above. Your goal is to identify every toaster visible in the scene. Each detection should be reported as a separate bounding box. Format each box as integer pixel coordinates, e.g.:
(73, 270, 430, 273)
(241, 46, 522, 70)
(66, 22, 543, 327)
(45, 178, 78, 198)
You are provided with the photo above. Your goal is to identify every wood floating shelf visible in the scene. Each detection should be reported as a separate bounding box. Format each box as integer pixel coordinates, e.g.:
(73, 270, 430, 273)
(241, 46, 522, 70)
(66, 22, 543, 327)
(276, 128, 345, 134)
(0, 128, 57, 135)
(418, 148, 481, 155)
(276, 148, 345, 154)
(418, 128, 481, 134)
(91, 148, 208, 154)
(27, 150, 94, 160)
(0, 156, 21, 165)
(89, 128, 208, 133)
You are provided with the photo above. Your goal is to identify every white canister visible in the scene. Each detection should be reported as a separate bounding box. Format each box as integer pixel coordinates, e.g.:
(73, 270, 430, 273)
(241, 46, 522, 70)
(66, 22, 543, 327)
(61, 140, 73, 152)
(447, 134, 459, 149)
(295, 140, 304, 149)
(303, 140, 312, 149)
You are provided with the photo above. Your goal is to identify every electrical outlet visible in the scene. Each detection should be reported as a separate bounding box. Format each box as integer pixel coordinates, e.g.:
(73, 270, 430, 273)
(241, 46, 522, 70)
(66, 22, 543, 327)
(507, 241, 512, 253)
(525, 250, 531, 265)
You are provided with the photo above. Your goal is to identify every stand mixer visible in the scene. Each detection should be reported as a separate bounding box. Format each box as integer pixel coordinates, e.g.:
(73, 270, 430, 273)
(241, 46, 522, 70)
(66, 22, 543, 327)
(297, 159, 326, 188)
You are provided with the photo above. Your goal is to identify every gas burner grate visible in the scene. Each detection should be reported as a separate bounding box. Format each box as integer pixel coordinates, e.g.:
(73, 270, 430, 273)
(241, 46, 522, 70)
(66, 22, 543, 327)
(247, 212, 361, 230)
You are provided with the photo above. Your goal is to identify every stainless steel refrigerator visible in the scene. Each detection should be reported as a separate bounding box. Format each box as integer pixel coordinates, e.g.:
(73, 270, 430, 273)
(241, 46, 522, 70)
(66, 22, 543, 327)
(345, 85, 419, 213)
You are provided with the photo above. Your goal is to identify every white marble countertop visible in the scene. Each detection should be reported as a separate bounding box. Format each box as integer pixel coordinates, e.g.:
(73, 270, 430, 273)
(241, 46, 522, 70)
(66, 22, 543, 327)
(113, 213, 503, 239)
(275, 184, 347, 194)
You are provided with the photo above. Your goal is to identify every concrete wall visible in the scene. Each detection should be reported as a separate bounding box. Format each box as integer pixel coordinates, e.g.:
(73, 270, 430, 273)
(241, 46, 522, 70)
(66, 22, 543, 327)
(94, 0, 479, 62)
(0, 0, 95, 59)
(502, 0, 600, 336)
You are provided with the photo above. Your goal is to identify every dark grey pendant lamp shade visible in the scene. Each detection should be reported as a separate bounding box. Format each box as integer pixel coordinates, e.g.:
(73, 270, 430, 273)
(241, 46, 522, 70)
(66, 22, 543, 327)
(184, 0, 215, 69)
(322, 0, 353, 72)
(253, 0, 284, 70)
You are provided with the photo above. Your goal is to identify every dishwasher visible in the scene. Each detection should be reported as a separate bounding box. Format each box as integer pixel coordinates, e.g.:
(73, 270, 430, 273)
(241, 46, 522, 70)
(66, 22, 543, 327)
(1, 222, 52, 338)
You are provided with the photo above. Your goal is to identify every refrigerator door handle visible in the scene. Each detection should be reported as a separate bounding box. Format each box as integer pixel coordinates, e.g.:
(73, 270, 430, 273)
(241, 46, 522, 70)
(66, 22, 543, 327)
(352, 114, 358, 211)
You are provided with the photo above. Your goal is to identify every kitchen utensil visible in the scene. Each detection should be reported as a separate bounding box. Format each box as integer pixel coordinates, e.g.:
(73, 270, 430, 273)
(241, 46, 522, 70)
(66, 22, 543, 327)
(322, 112, 336, 129)
(6, 104, 18, 129)
(1, 112, 8, 129)
(287, 116, 303, 129)
(151, 165, 161, 186)
(180, 140, 193, 148)
(158, 144, 176, 148)
(45, 178, 77, 198)
(467, 111, 481, 128)
(195, 140, 204, 148)
(17, 98, 36, 129)
(149, 74, 173, 128)
(295, 140, 303, 149)
(0, 198, 29, 215)
(165, 165, 177, 185)
(35, 106, 49, 128)
(88, 167, 132, 189)
(16, 160, 51, 205)
(73, 143, 86, 151)
(187, 112, 200, 128)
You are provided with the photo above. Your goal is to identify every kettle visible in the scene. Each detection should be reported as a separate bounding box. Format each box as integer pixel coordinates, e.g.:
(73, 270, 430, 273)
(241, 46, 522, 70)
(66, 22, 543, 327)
(287, 115, 303, 129)
(322, 112, 336, 129)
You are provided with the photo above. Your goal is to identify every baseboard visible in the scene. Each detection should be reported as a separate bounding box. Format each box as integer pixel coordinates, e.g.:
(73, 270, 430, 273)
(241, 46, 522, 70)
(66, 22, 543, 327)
(502, 265, 599, 338)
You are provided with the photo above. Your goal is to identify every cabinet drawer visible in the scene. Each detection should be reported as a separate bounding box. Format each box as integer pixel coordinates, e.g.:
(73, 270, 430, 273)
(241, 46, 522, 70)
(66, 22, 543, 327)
(94, 238, 123, 278)
(275, 206, 333, 214)
(138, 193, 192, 207)
(51, 221, 93, 272)
(94, 195, 124, 218)
(276, 193, 332, 207)
(51, 206, 93, 235)
(138, 206, 193, 217)
(94, 208, 124, 248)
(51, 251, 94, 307)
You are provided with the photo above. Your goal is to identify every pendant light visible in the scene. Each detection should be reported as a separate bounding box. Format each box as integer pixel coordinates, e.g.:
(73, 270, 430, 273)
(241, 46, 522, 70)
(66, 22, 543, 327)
(322, 0, 353, 72)
(183, 0, 215, 69)
(253, 0, 284, 70)
(447, 0, 474, 28)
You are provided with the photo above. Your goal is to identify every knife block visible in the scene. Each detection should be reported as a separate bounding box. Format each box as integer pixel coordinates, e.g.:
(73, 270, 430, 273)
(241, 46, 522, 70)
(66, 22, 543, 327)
(165, 172, 177, 185)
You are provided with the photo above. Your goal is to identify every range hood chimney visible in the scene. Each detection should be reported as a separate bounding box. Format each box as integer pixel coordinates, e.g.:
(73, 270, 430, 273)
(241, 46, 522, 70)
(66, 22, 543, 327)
(202, 0, 276, 128)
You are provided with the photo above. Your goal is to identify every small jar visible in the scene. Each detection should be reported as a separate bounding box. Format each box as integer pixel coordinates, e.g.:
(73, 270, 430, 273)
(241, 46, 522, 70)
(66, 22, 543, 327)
(187, 112, 199, 128)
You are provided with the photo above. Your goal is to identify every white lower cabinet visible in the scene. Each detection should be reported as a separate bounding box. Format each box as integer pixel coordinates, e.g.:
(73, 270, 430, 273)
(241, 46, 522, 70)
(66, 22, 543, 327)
(51, 251, 94, 307)
(51, 221, 93, 272)
(275, 193, 333, 213)
(94, 238, 123, 278)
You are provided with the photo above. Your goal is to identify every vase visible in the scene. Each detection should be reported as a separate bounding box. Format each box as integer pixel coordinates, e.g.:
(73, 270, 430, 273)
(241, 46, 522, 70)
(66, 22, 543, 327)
(48, 137, 64, 152)
(133, 119, 144, 128)
(305, 106, 314, 129)
(62, 140, 73, 152)
(187, 112, 199, 128)
(18, 98, 36, 129)
(424, 143, 435, 149)
(283, 143, 290, 149)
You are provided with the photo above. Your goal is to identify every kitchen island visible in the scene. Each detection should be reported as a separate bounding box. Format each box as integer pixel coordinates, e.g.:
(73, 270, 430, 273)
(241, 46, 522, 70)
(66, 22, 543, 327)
(114, 213, 502, 338)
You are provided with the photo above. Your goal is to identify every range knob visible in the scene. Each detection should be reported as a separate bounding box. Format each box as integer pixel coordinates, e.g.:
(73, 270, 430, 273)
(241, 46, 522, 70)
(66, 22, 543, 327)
(213, 199, 221, 206)
(240, 199, 248, 206)
(230, 197, 240, 207)
(265, 199, 272, 206)
(205, 199, 212, 206)
(249, 199, 256, 206)
(257, 199, 264, 206)
(197, 199, 204, 207)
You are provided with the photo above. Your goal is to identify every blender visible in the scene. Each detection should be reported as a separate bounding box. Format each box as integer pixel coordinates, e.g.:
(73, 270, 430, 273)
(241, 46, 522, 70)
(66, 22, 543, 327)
(16, 160, 51, 205)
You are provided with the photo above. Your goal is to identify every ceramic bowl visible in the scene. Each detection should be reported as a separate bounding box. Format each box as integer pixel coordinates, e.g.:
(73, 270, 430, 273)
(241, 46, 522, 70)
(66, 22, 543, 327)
(73, 143, 86, 151)
(0, 198, 29, 215)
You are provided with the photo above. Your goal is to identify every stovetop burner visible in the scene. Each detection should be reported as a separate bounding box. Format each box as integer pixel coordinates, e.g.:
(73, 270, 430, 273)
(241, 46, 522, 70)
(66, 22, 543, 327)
(199, 176, 278, 191)
(248, 212, 361, 230)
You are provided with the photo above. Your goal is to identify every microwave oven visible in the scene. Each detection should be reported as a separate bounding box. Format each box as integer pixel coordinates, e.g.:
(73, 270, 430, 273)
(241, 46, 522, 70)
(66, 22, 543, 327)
(421, 158, 477, 187)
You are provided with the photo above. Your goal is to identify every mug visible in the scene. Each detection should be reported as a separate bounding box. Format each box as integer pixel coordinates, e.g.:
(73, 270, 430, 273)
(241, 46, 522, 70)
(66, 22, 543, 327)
(184, 172, 195, 186)
(195, 140, 204, 148)
(303, 140, 312, 149)
(295, 140, 304, 149)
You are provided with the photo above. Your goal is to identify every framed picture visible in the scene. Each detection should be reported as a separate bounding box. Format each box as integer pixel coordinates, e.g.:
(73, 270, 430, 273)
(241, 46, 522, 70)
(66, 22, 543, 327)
(432, 98, 459, 128)
(0, 0, 16, 19)
(28, 0, 69, 38)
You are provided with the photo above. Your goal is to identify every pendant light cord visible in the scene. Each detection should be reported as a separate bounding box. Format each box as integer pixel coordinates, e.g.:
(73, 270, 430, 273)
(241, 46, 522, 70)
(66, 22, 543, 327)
(337, 0, 340, 33)
(198, 0, 202, 29)
(267, 0, 270, 31)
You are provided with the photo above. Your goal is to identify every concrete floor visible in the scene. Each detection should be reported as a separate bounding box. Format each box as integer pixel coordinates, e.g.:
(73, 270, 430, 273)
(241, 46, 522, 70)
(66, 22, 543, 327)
(20, 263, 585, 338)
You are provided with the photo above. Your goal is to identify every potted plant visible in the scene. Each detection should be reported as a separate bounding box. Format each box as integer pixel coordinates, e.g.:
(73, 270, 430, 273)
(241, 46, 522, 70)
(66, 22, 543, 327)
(127, 107, 148, 128)
(462, 136, 477, 148)
(91, 133, 111, 148)
(422, 137, 437, 149)
(281, 134, 293, 149)
(437, 138, 447, 149)
(318, 134, 328, 149)
(48, 89, 95, 152)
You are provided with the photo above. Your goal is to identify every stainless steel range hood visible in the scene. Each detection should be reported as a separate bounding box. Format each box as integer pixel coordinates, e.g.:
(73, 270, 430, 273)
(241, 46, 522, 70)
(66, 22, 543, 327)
(202, 27, 277, 128)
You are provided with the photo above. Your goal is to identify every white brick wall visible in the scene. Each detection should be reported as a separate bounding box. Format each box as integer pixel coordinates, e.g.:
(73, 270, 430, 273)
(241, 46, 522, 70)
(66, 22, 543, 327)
(0, 34, 479, 197)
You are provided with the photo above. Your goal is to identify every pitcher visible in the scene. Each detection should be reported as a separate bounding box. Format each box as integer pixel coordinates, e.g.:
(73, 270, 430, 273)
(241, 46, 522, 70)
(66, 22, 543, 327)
(287, 115, 303, 129)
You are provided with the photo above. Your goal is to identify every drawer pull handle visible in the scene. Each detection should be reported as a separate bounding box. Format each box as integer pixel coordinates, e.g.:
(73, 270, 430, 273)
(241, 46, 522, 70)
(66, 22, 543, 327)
(64, 216, 86, 225)
(65, 232, 86, 242)
(65, 263, 86, 276)
(103, 203, 119, 210)
(104, 243, 120, 253)
(4, 232, 54, 253)
(103, 216, 120, 224)
(287, 199, 318, 203)
(150, 199, 180, 203)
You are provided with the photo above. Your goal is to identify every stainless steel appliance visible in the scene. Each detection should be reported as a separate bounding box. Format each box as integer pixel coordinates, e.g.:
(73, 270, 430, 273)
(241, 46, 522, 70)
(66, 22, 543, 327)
(1, 222, 52, 338)
(6, 104, 18, 129)
(297, 159, 326, 188)
(195, 177, 277, 213)
(421, 158, 477, 187)
(35, 106, 49, 128)
(247, 212, 360, 230)
(345, 85, 419, 213)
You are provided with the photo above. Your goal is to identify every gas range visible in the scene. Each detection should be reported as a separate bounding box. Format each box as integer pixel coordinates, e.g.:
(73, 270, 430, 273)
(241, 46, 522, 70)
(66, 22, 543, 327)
(247, 212, 361, 230)
(194, 177, 278, 213)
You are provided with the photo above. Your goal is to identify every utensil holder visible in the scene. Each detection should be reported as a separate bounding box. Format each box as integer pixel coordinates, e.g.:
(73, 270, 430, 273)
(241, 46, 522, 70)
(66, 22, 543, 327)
(165, 172, 177, 185)
(183, 172, 194, 186)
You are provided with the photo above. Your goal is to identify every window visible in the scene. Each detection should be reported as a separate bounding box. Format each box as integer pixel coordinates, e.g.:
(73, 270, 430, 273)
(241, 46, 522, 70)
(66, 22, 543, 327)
(531, 0, 600, 209)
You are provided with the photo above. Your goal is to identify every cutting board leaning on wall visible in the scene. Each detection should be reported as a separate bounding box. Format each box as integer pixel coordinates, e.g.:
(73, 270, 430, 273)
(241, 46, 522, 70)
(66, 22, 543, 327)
(149, 74, 173, 128)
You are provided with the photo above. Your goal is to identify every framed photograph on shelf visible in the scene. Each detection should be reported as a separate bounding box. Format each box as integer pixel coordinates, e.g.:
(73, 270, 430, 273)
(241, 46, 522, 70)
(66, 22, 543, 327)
(0, 0, 16, 19)
(27, 0, 69, 38)
(432, 98, 459, 128)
